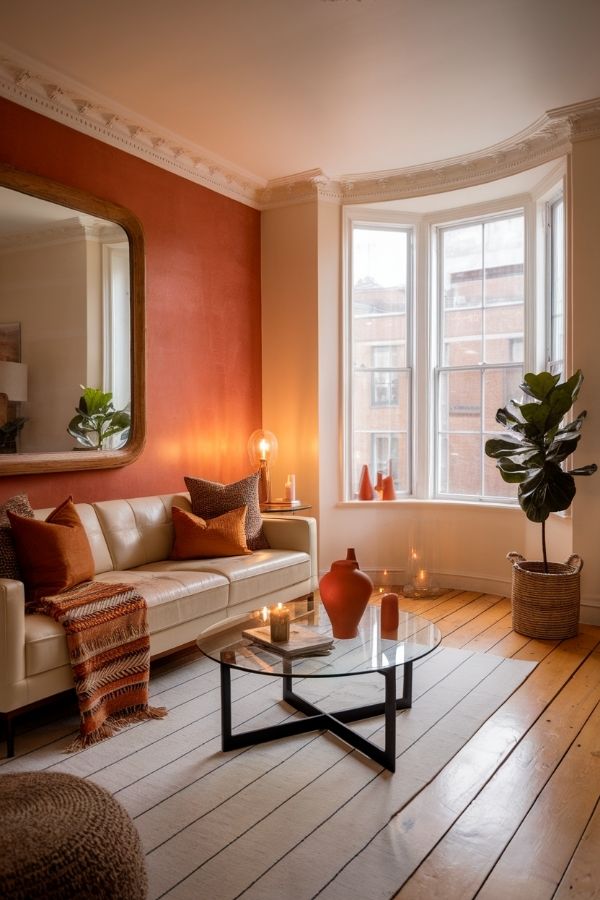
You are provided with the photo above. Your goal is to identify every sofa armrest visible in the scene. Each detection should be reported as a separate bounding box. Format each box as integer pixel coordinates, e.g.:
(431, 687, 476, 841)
(261, 516, 318, 590)
(0, 579, 26, 692)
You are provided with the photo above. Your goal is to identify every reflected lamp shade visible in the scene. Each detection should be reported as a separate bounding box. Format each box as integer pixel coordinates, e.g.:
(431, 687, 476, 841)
(0, 361, 28, 402)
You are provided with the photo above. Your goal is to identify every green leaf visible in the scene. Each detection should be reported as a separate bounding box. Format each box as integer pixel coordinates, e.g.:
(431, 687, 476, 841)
(518, 464, 576, 522)
(546, 436, 580, 463)
(567, 463, 598, 476)
(495, 406, 521, 428)
(496, 459, 530, 483)
(518, 401, 550, 432)
(485, 436, 532, 459)
(520, 371, 560, 400)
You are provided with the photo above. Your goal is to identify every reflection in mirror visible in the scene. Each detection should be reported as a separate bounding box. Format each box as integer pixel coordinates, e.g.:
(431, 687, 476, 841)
(0, 166, 144, 475)
(0, 188, 131, 453)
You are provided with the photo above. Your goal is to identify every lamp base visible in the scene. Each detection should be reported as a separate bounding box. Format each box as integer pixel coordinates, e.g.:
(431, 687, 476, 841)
(258, 460, 271, 505)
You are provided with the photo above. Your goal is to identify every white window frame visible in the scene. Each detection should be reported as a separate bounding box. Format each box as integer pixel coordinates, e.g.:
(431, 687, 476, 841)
(343, 175, 565, 506)
(343, 213, 416, 500)
(432, 208, 526, 502)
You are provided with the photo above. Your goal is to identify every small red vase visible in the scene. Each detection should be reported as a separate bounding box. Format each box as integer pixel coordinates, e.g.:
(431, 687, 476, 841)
(380, 592, 400, 638)
(382, 475, 396, 501)
(319, 551, 373, 638)
(358, 465, 375, 500)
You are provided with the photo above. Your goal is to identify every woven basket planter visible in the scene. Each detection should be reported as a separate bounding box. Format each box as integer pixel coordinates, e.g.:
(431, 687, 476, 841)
(507, 551, 583, 640)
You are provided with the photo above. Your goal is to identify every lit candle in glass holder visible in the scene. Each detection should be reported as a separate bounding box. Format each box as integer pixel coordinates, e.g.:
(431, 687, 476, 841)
(269, 603, 290, 642)
(415, 568, 430, 590)
(261, 606, 268, 623)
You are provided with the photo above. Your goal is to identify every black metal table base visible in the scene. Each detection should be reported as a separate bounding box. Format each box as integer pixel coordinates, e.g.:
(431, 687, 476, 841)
(219, 661, 413, 772)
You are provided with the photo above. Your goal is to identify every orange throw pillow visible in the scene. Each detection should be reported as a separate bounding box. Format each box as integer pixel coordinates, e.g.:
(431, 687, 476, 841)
(170, 504, 252, 560)
(8, 496, 95, 604)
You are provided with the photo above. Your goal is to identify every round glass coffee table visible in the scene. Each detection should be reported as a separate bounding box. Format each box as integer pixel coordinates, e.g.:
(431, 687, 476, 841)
(197, 597, 441, 772)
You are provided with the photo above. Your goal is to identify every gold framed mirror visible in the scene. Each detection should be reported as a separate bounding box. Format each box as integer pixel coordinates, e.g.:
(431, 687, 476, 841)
(0, 164, 145, 474)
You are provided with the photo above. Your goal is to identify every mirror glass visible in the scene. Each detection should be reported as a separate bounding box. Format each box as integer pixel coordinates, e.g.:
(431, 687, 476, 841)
(0, 188, 130, 453)
(0, 167, 145, 475)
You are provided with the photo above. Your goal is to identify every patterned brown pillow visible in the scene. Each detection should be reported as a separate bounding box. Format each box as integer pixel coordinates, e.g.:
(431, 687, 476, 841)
(184, 472, 269, 551)
(0, 493, 34, 581)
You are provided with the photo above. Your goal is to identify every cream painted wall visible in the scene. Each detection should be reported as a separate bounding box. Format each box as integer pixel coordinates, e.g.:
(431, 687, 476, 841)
(261, 201, 319, 515)
(261, 180, 583, 613)
(0, 238, 87, 452)
(570, 135, 600, 623)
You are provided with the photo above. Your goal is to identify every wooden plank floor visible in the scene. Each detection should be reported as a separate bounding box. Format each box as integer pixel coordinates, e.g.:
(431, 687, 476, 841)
(371, 587, 600, 900)
(3, 587, 599, 899)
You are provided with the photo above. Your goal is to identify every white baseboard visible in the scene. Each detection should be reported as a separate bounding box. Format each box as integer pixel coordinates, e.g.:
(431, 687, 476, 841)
(318, 566, 600, 626)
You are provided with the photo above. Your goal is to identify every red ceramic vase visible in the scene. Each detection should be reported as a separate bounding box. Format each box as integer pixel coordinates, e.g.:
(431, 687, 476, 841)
(358, 465, 375, 501)
(319, 552, 373, 639)
(380, 592, 400, 637)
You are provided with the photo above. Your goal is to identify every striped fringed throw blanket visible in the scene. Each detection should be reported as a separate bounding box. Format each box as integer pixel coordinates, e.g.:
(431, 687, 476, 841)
(37, 580, 167, 751)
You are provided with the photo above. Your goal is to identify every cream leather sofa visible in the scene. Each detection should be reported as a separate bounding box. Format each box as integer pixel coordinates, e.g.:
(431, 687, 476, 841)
(0, 492, 317, 757)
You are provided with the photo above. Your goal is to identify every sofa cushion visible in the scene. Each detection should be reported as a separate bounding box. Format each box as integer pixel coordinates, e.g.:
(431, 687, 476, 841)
(139, 549, 311, 610)
(8, 498, 95, 606)
(24, 568, 229, 677)
(93, 494, 189, 570)
(0, 494, 33, 581)
(171, 505, 252, 559)
(34, 503, 114, 576)
(184, 472, 269, 550)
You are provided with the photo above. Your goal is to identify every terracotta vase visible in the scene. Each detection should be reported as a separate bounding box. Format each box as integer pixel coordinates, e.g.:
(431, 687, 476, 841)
(382, 475, 396, 501)
(319, 551, 373, 638)
(380, 592, 400, 638)
(358, 465, 375, 500)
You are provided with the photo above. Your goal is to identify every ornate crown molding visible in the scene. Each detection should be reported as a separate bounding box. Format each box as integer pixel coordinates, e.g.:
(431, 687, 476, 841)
(259, 97, 600, 209)
(0, 215, 124, 252)
(0, 44, 265, 209)
(1, 42, 599, 212)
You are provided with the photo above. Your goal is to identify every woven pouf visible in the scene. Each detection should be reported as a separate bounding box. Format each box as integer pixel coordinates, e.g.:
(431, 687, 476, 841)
(0, 772, 147, 899)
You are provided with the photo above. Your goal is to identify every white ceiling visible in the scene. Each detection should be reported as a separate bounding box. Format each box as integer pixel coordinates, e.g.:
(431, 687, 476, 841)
(1, 0, 600, 185)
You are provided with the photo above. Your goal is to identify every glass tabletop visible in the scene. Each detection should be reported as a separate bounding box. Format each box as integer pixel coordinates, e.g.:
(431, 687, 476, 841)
(197, 597, 441, 678)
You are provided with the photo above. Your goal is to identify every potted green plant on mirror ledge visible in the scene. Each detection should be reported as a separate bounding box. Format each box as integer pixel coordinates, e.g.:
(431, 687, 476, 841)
(67, 386, 131, 450)
(485, 370, 597, 640)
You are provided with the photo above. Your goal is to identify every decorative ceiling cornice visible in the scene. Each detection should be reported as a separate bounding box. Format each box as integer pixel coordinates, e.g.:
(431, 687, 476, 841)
(0, 216, 123, 252)
(258, 98, 600, 208)
(1, 44, 599, 211)
(0, 45, 265, 209)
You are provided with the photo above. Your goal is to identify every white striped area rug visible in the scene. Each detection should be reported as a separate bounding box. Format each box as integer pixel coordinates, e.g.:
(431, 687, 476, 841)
(1, 645, 536, 900)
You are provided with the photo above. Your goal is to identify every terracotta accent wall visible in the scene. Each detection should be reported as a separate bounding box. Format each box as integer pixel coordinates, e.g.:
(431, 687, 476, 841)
(0, 98, 262, 507)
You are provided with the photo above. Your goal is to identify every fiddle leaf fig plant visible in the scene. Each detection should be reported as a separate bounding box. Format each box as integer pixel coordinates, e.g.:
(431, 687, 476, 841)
(67, 386, 130, 450)
(485, 370, 597, 571)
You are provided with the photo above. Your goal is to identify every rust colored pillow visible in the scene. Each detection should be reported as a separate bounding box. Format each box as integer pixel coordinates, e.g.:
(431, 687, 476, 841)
(184, 471, 269, 550)
(170, 504, 252, 560)
(7, 496, 95, 605)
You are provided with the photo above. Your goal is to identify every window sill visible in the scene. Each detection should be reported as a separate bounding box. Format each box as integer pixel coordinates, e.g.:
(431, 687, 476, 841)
(337, 498, 522, 513)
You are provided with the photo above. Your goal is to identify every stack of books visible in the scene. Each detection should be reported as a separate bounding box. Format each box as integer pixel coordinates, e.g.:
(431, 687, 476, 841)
(241, 623, 334, 658)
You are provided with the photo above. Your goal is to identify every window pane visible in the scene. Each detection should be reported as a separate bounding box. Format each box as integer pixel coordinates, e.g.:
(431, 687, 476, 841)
(438, 433, 482, 496)
(443, 309, 482, 366)
(442, 224, 482, 309)
(550, 197, 565, 370)
(349, 224, 412, 498)
(438, 370, 481, 433)
(483, 366, 522, 432)
(483, 305, 524, 363)
(351, 368, 410, 495)
(437, 212, 525, 501)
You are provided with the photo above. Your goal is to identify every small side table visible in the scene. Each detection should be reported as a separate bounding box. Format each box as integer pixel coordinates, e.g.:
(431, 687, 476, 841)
(260, 503, 312, 515)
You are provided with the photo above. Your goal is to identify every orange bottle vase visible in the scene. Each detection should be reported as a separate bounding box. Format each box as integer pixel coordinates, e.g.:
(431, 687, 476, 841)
(319, 551, 373, 638)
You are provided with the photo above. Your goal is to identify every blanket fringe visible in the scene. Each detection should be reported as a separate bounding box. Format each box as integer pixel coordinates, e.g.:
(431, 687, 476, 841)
(65, 705, 168, 752)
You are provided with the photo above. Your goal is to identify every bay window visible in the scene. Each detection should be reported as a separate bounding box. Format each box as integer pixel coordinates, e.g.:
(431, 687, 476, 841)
(345, 181, 565, 504)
